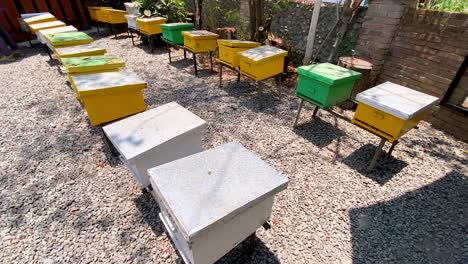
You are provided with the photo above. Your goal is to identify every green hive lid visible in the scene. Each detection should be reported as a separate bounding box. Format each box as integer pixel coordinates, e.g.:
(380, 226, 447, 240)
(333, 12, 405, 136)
(160, 22, 194, 29)
(46, 31, 93, 46)
(62, 55, 124, 68)
(298, 63, 362, 85)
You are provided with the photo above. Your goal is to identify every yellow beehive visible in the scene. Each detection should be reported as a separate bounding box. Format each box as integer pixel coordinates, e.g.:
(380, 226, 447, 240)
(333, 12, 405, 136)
(217, 39, 260, 68)
(352, 82, 438, 142)
(24, 13, 56, 25)
(87, 7, 112, 21)
(238, 45, 287, 81)
(101, 9, 128, 24)
(29, 20, 66, 33)
(70, 71, 147, 126)
(183, 30, 219, 53)
(54, 43, 107, 62)
(136, 17, 167, 35)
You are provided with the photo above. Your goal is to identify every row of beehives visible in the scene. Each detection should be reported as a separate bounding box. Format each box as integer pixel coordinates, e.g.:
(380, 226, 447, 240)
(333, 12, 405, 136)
(23, 12, 289, 264)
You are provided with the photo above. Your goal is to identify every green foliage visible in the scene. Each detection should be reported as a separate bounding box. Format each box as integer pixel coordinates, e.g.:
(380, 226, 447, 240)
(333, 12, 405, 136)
(225, 10, 240, 24)
(134, 0, 188, 21)
(418, 0, 468, 13)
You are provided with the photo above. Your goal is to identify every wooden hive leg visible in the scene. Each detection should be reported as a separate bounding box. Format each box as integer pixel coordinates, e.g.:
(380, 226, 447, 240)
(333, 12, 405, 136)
(167, 42, 172, 63)
(293, 98, 305, 128)
(193, 52, 198, 76)
(367, 138, 386, 173)
(388, 140, 398, 156)
(219, 63, 223, 88)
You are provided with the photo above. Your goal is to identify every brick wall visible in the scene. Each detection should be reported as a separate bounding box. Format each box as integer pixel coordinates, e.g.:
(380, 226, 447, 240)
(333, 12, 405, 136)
(378, 8, 468, 142)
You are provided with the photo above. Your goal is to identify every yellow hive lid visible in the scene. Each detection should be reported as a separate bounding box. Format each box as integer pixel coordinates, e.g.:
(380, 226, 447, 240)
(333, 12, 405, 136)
(238, 45, 287, 65)
(29, 20, 66, 33)
(24, 13, 56, 24)
(217, 39, 260, 48)
(136, 16, 167, 22)
(182, 30, 219, 40)
(71, 71, 147, 97)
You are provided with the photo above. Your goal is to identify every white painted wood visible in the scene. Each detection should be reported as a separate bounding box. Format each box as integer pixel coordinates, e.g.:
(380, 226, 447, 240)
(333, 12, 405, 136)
(303, 0, 322, 65)
(238, 45, 287, 62)
(124, 2, 139, 15)
(103, 102, 206, 188)
(55, 43, 105, 57)
(356, 81, 439, 120)
(149, 142, 288, 264)
(71, 71, 145, 92)
(125, 15, 139, 30)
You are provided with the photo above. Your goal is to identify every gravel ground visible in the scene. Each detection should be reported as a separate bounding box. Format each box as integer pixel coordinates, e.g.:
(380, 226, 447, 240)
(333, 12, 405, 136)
(1, 32, 467, 264)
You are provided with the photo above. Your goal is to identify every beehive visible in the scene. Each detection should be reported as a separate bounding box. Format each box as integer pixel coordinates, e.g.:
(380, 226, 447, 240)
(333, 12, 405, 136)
(136, 17, 167, 35)
(149, 142, 288, 264)
(62, 55, 125, 75)
(54, 43, 106, 62)
(125, 14, 139, 30)
(19, 13, 51, 32)
(124, 2, 139, 15)
(23, 13, 56, 25)
(352, 82, 438, 142)
(87, 7, 112, 21)
(100, 9, 127, 24)
(36, 26, 77, 44)
(28, 20, 65, 33)
(103, 102, 206, 188)
(160, 23, 194, 45)
(182, 30, 219, 53)
(296, 63, 362, 109)
(238, 45, 287, 81)
(45, 31, 93, 48)
(70, 71, 147, 126)
(217, 39, 260, 68)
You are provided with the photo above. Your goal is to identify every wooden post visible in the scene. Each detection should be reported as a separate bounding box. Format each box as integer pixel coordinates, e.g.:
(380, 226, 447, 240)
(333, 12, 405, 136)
(302, 0, 322, 65)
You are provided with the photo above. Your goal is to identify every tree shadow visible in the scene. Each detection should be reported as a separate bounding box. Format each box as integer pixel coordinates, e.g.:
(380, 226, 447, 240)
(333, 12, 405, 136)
(342, 143, 408, 185)
(294, 117, 346, 148)
(349, 170, 468, 263)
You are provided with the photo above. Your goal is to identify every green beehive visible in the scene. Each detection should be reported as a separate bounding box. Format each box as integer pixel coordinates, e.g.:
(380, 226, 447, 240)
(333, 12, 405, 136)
(295, 63, 362, 109)
(160, 23, 194, 45)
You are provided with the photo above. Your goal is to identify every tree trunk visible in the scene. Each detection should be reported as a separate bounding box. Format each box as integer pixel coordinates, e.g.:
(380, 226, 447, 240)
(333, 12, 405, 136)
(302, 0, 322, 65)
(254, 0, 263, 41)
(195, 0, 203, 29)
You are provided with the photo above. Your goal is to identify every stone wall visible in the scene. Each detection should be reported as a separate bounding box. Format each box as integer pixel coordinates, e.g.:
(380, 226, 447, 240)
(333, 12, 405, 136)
(378, 8, 468, 141)
(270, 2, 367, 64)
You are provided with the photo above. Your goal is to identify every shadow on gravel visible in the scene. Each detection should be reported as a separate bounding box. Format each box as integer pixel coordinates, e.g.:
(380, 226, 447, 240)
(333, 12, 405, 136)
(349, 170, 468, 264)
(133, 193, 164, 237)
(294, 117, 345, 148)
(343, 143, 407, 184)
(217, 234, 280, 264)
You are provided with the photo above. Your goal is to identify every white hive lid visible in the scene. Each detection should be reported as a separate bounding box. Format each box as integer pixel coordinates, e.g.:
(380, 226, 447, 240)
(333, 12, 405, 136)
(103, 102, 206, 160)
(238, 45, 287, 62)
(149, 142, 289, 242)
(37, 26, 77, 44)
(356, 81, 439, 120)
(71, 71, 146, 92)
(55, 43, 105, 56)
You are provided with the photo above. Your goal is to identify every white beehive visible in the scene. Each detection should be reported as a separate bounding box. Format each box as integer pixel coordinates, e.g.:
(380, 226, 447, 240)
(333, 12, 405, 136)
(125, 14, 139, 30)
(148, 142, 289, 264)
(103, 102, 206, 189)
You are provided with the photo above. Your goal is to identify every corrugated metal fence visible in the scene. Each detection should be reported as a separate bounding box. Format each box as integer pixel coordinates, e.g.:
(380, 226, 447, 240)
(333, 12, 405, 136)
(0, 0, 90, 42)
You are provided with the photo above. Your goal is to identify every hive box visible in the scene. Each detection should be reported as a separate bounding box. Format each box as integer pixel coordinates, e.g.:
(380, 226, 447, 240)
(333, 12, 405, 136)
(103, 102, 206, 188)
(125, 14, 139, 30)
(29, 20, 65, 33)
(149, 142, 288, 264)
(87, 7, 112, 21)
(45, 31, 93, 48)
(71, 71, 147, 126)
(124, 2, 139, 15)
(54, 43, 107, 62)
(182, 30, 219, 53)
(238, 45, 287, 81)
(352, 82, 438, 142)
(136, 17, 167, 35)
(36, 26, 77, 44)
(161, 23, 194, 45)
(18, 13, 51, 32)
(101, 9, 127, 24)
(23, 13, 56, 25)
(217, 39, 260, 68)
(296, 63, 362, 109)
(62, 55, 125, 75)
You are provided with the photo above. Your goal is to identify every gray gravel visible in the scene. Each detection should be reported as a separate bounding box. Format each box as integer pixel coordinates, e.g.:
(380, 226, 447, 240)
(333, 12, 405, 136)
(1, 32, 467, 264)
